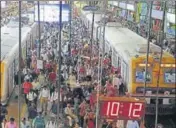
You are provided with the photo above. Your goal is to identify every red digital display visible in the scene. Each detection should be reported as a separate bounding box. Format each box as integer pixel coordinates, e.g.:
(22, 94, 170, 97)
(100, 100, 145, 120)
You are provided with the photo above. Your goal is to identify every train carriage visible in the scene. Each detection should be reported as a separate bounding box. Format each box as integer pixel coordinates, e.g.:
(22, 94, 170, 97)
(0, 21, 38, 104)
(82, 11, 176, 115)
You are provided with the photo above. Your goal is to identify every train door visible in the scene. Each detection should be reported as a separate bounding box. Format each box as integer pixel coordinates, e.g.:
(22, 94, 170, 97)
(8, 64, 14, 95)
(112, 48, 119, 68)
(105, 41, 110, 54)
(13, 60, 16, 85)
(121, 61, 128, 84)
(118, 57, 121, 68)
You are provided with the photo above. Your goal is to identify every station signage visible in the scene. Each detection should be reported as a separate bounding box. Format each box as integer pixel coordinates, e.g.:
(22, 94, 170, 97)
(119, 2, 126, 9)
(99, 97, 145, 120)
(127, 4, 135, 11)
(82, 5, 100, 11)
(151, 10, 163, 20)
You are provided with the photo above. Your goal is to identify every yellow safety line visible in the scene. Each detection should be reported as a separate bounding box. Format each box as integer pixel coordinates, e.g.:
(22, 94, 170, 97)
(20, 103, 27, 118)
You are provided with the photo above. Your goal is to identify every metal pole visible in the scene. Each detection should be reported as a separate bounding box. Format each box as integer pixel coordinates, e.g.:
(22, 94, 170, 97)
(100, 1, 107, 86)
(90, 11, 95, 86)
(57, 0, 62, 123)
(143, 1, 153, 96)
(155, 2, 166, 127)
(37, 1, 41, 58)
(95, 26, 101, 128)
(18, 1, 22, 128)
(69, 1, 72, 56)
(0, 2, 2, 105)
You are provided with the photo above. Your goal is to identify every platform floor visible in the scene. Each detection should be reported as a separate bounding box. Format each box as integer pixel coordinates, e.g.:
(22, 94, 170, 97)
(6, 88, 27, 125)
(6, 75, 83, 125)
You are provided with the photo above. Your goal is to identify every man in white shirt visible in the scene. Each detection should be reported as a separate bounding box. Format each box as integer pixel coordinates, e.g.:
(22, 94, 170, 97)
(27, 90, 37, 105)
(113, 74, 122, 89)
(24, 71, 33, 82)
(126, 120, 139, 128)
(23, 66, 29, 75)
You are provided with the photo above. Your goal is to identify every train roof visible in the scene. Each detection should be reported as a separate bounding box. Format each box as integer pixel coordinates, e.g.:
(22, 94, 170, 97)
(83, 11, 173, 63)
(1, 21, 32, 60)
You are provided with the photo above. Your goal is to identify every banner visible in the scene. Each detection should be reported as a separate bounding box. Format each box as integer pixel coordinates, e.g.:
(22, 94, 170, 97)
(127, 4, 134, 11)
(151, 10, 163, 20)
(37, 60, 43, 69)
(34, 4, 70, 22)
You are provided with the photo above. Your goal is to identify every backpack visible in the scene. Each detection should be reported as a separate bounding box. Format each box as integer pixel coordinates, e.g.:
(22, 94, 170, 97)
(33, 117, 45, 128)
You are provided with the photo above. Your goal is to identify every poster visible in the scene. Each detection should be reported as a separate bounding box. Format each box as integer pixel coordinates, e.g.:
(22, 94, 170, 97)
(37, 60, 43, 69)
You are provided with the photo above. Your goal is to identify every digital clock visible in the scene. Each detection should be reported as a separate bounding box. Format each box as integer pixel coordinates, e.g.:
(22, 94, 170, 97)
(99, 97, 145, 120)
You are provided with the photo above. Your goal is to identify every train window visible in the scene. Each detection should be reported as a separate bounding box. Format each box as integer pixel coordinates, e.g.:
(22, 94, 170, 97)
(135, 68, 152, 83)
(164, 68, 175, 84)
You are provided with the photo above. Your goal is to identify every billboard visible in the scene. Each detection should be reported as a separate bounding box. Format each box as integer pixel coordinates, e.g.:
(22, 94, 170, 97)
(34, 4, 70, 22)
(1, 1, 6, 8)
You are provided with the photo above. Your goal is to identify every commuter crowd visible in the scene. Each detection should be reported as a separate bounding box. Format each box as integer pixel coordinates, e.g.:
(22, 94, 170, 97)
(0, 19, 128, 128)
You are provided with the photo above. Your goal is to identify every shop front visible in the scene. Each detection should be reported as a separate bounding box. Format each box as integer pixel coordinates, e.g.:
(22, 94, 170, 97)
(126, 3, 137, 32)
(136, 2, 148, 37)
(118, 2, 127, 20)
(108, 1, 119, 18)
(73, 1, 87, 17)
(126, 3, 135, 22)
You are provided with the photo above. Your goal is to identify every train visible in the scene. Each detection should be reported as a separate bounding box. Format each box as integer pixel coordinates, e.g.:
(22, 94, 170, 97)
(80, 10, 176, 115)
(0, 19, 38, 104)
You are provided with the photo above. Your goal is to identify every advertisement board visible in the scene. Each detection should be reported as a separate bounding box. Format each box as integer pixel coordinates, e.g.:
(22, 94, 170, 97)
(119, 2, 126, 9)
(127, 4, 135, 11)
(151, 10, 163, 20)
(1, 1, 6, 8)
(166, 13, 175, 24)
(34, 4, 70, 22)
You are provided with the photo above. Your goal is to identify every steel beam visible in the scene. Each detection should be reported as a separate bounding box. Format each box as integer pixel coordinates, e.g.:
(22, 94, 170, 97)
(18, 1, 22, 128)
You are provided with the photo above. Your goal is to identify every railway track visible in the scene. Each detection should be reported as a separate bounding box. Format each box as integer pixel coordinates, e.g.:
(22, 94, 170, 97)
(145, 115, 176, 128)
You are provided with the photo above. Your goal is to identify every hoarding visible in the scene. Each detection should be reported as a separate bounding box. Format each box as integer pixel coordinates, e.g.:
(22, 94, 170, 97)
(34, 4, 70, 22)
(1, 1, 6, 8)
(166, 13, 175, 24)
(119, 2, 126, 9)
(99, 97, 145, 120)
(151, 10, 163, 20)
(127, 4, 135, 11)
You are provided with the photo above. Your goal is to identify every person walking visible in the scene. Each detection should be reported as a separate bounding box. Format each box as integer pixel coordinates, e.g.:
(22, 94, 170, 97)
(5, 117, 17, 128)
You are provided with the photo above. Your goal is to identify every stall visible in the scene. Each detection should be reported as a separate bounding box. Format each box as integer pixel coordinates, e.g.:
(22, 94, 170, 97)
(108, 1, 120, 18)
(118, 2, 127, 19)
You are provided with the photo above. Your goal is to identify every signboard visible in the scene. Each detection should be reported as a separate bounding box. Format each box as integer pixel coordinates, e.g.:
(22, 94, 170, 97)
(99, 97, 145, 120)
(48, 1, 66, 4)
(127, 4, 135, 11)
(151, 10, 163, 20)
(166, 13, 175, 24)
(1, 1, 6, 8)
(34, 4, 70, 22)
(82, 5, 99, 11)
(119, 2, 126, 9)
(37, 60, 43, 69)
(108, 1, 118, 6)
